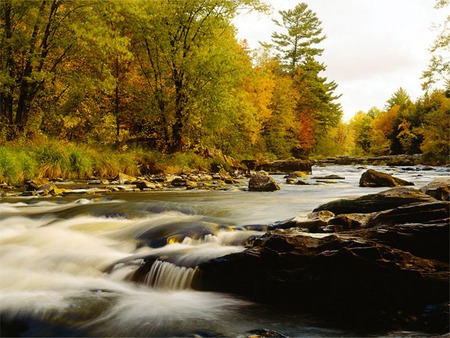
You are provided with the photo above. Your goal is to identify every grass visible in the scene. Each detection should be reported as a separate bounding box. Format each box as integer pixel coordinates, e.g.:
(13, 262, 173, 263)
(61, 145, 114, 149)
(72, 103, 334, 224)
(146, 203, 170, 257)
(0, 139, 220, 185)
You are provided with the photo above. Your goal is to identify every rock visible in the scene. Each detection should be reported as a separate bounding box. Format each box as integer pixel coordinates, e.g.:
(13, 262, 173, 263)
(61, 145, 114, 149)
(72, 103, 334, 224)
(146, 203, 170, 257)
(133, 179, 160, 190)
(289, 211, 334, 232)
(359, 169, 414, 187)
(171, 177, 198, 188)
(420, 177, 450, 201)
(268, 212, 333, 232)
(245, 328, 288, 337)
(313, 187, 436, 215)
(248, 172, 280, 192)
(363, 221, 449, 263)
(198, 230, 449, 333)
(324, 213, 373, 232)
(113, 173, 136, 184)
(286, 178, 297, 184)
(366, 201, 449, 228)
(312, 174, 345, 180)
(291, 171, 308, 178)
(26, 177, 51, 191)
(256, 160, 312, 175)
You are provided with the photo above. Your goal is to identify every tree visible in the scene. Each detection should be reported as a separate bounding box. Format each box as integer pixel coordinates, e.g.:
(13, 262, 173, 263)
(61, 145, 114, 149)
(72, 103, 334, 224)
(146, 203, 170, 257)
(384, 88, 417, 154)
(130, 0, 266, 153)
(269, 2, 342, 154)
(271, 3, 325, 72)
(368, 105, 400, 155)
(350, 110, 374, 154)
(422, 0, 450, 91)
(416, 89, 450, 163)
(0, 0, 131, 140)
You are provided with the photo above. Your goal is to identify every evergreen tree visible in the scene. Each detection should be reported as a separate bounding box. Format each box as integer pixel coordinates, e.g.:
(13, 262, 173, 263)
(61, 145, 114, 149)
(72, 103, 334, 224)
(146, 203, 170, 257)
(269, 3, 342, 153)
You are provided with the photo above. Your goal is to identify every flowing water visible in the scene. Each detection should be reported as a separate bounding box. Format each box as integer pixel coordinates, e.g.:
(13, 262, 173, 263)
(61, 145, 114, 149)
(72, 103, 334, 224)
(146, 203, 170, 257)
(0, 165, 448, 337)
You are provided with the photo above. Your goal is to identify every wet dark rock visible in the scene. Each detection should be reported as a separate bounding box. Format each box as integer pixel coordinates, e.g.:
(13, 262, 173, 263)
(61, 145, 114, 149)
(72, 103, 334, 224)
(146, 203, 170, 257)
(198, 230, 449, 333)
(248, 172, 280, 192)
(312, 174, 345, 180)
(420, 177, 450, 201)
(366, 201, 449, 228)
(199, 184, 450, 334)
(245, 328, 288, 337)
(133, 179, 160, 190)
(255, 160, 312, 175)
(313, 187, 436, 215)
(362, 222, 449, 263)
(325, 213, 373, 232)
(287, 211, 334, 232)
(26, 177, 52, 191)
(359, 169, 414, 187)
(171, 177, 198, 188)
(135, 221, 225, 248)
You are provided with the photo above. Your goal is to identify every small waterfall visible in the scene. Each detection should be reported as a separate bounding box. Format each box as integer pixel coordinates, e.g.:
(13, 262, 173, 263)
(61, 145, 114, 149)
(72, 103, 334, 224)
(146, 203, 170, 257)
(144, 260, 198, 290)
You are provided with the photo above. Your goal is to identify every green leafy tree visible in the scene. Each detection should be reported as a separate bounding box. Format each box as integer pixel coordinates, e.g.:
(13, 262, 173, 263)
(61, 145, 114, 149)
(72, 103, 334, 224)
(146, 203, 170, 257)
(130, 0, 266, 153)
(416, 89, 450, 163)
(0, 0, 131, 141)
(384, 88, 417, 154)
(349, 110, 375, 154)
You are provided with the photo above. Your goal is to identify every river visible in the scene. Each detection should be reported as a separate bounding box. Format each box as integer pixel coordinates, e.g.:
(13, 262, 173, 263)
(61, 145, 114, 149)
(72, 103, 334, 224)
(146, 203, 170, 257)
(0, 165, 448, 337)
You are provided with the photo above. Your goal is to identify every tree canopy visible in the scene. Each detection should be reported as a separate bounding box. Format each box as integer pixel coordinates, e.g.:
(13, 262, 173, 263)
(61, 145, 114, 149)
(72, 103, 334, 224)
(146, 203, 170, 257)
(0, 0, 447, 163)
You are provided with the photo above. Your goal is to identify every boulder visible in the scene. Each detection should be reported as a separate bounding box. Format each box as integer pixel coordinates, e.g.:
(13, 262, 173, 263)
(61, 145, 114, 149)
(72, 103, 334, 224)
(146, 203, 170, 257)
(248, 172, 280, 192)
(359, 169, 414, 187)
(366, 201, 449, 228)
(363, 221, 449, 263)
(313, 187, 436, 215)
(420, 177, 450, 201)
(198, 229, 449, 333)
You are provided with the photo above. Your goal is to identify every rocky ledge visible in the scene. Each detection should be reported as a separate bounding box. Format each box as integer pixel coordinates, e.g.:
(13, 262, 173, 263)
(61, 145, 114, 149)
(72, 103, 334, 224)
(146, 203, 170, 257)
(197, 178, 450, 335)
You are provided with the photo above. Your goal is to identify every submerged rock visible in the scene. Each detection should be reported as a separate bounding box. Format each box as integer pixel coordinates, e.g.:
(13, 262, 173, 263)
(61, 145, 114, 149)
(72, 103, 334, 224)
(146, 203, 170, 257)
(359, 169, 414, 187)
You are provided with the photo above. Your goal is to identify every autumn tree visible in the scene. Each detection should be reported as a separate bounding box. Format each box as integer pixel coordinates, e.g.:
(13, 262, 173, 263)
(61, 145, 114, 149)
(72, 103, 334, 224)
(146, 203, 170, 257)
(129, 0, 266, 153)
(269, 2, 342, 155)
(416, 89, 450, 163)
(349, 109, 377, 154)
(0, 0, 132, 142)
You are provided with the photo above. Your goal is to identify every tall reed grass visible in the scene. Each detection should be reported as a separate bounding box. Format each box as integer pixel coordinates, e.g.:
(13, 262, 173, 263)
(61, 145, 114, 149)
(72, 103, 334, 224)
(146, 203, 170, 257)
(0, 140, 219, 185)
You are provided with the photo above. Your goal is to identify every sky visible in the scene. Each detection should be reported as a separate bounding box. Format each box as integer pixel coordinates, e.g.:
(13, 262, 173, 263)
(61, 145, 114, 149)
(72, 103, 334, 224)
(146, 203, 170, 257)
(234, 0, 447, 122)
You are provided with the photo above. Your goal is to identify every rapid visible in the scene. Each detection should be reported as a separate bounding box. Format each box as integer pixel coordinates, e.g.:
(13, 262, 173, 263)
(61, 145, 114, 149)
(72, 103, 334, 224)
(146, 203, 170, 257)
(0, 165, 447, 337)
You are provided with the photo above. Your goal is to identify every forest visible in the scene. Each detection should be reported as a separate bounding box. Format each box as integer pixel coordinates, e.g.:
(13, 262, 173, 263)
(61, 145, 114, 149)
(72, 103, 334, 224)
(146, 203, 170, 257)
(0, 0, 449, 183)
